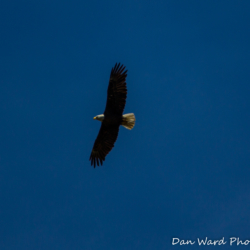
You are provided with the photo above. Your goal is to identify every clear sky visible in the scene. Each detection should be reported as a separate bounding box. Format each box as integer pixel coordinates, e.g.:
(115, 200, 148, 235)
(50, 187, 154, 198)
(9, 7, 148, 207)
(0, 0, 250, 249)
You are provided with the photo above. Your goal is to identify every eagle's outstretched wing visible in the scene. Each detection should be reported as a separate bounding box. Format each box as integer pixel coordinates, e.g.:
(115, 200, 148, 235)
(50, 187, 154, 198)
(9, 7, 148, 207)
(104, 63, 127, 116)
(89, 124, 119, 168)
(90, 63, 128, 167)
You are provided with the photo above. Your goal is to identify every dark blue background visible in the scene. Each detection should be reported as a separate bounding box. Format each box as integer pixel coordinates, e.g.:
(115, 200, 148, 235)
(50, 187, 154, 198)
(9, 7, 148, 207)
(1, 1, 250, 249)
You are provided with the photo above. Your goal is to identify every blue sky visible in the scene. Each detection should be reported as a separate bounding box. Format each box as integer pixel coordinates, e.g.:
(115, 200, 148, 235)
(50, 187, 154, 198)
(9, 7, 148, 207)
(0, 0, 250, 249)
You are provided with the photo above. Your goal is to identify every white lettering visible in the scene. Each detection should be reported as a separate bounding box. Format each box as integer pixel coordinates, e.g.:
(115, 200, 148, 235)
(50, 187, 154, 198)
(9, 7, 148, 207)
(172, 238, 195, 245)
(172, 238, 180, 245)
(230, 237, 237, 245)
(237, 238, 250, 245)
(197, 237, 207, 245)
(219, 237, 227, 245)
(180, 240, 185, 245)
(180, 240, 195, 245)
(207, 240, 217, 245)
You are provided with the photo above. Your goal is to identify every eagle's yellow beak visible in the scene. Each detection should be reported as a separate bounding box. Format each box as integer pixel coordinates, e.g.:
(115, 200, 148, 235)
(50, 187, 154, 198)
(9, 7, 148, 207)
(93, 117, 97, 120)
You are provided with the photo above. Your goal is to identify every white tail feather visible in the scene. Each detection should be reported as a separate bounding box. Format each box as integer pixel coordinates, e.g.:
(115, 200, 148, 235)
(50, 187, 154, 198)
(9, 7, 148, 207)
(122, 113, 136, 130)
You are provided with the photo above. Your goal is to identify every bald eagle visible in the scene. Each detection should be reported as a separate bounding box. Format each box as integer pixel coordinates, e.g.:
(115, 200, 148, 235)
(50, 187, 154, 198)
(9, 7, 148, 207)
(89, 63, 135, 168)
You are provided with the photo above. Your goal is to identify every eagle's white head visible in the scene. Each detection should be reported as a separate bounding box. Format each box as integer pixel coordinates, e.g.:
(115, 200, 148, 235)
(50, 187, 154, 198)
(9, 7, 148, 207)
(93, 114, 104, 122)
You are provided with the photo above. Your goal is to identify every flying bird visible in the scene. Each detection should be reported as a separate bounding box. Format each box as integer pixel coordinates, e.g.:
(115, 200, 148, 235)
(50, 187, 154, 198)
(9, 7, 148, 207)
(89, 63, 135, 168)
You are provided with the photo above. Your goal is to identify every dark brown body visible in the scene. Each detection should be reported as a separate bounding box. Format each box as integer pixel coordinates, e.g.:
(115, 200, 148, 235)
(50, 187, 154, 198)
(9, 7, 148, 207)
(103, 114, 122, 126)
(89, 63, 128, 167)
